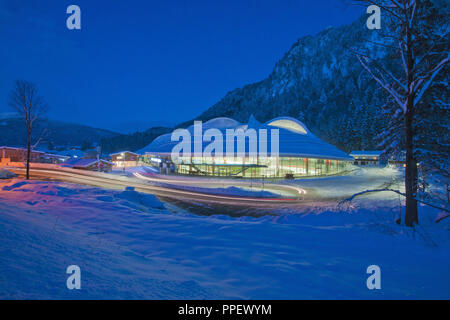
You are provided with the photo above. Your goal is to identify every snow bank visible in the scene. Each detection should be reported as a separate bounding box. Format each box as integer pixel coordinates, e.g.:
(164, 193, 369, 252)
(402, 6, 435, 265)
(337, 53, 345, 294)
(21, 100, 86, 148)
(115, 188, 165, 210)
(0, 169, 17, 179)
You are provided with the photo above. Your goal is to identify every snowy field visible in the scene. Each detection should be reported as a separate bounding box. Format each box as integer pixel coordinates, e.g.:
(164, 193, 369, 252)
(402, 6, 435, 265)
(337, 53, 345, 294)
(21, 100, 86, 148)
(0, 171, 449, 299)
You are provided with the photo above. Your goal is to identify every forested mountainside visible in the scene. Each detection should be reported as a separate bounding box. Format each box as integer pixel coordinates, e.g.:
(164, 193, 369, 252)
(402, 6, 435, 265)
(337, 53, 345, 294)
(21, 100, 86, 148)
(100, 126, 172, 154)
(0, 115, 119, 149)
(178, 16, 389, 153)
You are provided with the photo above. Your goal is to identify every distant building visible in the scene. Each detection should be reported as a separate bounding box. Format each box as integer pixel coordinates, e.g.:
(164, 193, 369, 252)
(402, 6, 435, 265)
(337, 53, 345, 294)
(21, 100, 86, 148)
(0, 146, 45, 164)
(388, 151, 406, 167)
(349, 151, 383, 166)
(62, 158, 113, 172)
(40, 153, 70, 164)
(0, 146, 70, 165)
(83, 148, 101, 159)
(110, 151, 139, 168)
(57, 149, 85, 159)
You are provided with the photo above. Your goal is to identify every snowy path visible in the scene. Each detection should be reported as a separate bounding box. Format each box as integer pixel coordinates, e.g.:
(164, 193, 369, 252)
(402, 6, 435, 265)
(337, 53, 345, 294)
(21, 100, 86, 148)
(0, 178, 449, 299)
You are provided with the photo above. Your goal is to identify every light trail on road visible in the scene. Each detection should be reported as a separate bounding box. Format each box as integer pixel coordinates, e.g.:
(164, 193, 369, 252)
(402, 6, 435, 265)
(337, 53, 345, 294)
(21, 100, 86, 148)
(132, 172, 307, 197)
(10, 167, 306, 207)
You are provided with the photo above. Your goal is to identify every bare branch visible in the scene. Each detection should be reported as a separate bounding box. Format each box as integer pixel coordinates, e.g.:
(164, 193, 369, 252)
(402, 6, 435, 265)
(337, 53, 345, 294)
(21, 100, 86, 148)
(414, 57, 449, 105)
(339, 188, 450, 212)
(8, 80, 48, 179)
(357, 55, 406, 112)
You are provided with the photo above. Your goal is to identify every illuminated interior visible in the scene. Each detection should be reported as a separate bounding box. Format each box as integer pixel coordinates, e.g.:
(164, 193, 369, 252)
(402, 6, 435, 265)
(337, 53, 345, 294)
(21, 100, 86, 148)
(166, 156, 350, 178)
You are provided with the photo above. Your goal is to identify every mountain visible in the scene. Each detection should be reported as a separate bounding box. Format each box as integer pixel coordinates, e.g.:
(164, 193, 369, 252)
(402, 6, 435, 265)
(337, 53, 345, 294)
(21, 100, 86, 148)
(0, 114, 120, 149)
(105, 120, 175, 134)
(177, 16, 389, 153)
(100, 126, 172, 154)
(0, 113, 171, 154)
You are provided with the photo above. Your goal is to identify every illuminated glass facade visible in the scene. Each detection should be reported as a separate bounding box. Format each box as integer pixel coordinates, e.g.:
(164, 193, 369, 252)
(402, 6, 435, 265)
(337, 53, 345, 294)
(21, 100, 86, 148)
(173, 156, 350, 178)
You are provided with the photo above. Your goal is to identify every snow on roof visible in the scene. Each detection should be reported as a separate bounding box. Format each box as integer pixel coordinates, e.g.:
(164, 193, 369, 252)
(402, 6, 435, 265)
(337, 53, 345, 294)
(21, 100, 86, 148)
(0, 146, 45, 154)
(349, 151, 383, 157)
(202, 117, 241, 130)
(62, 158, 113, 168)
(139, 116, 353, 161)
(109, 151, 140, 156)
(56, 149, 85, 158)
(42, 153, 70, 159)
(266, 116, 309, 135)
(0, 146, 22, 150)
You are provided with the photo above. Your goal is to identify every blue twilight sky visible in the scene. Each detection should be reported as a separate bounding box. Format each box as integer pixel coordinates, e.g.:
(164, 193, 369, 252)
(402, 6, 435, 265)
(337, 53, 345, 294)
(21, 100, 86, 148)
(0, 0, 363, 133)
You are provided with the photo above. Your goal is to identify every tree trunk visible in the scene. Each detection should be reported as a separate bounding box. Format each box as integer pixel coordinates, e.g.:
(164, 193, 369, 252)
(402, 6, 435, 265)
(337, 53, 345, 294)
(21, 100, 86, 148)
(404, 19, 418, 227)
(26, 126, 31, 180)
(404, 107, 418, 226)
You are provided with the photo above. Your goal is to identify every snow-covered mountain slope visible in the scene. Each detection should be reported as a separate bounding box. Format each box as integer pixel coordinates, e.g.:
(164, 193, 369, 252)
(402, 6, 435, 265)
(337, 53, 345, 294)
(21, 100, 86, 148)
(179, 16, 388, 152)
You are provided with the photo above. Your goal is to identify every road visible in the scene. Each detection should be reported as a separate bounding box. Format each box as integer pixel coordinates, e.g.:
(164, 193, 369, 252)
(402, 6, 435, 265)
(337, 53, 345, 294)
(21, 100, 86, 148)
(8, 166, 307, 209)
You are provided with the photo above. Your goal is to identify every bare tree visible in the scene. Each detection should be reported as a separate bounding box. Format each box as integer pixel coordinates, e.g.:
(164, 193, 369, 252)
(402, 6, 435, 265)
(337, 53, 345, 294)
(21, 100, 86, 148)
(354, 0, 449, 226)
(9, 80, 48, 180)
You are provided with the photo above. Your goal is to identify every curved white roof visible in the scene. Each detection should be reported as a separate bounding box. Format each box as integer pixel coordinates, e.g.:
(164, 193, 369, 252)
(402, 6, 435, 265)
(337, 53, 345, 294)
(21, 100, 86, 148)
(202, 117, 240, 129)
(266, 116, 309, 135)
(139, 116, 353, 161)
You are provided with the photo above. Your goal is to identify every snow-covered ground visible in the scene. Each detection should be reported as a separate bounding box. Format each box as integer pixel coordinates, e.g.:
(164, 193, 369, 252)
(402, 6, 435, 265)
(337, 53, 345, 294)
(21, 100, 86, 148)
(0, 173, 449, 299)
(288, 166, 403, 199)
(114, 165, 402, 201)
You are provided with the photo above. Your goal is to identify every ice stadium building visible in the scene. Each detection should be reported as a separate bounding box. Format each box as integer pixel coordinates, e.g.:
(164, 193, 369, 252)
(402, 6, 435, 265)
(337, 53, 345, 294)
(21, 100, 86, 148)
(139, 116, 353, 178)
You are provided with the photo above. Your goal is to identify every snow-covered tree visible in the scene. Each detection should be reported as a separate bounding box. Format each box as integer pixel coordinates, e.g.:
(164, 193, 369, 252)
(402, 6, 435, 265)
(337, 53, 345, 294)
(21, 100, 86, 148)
(355, 0, 449, 226)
